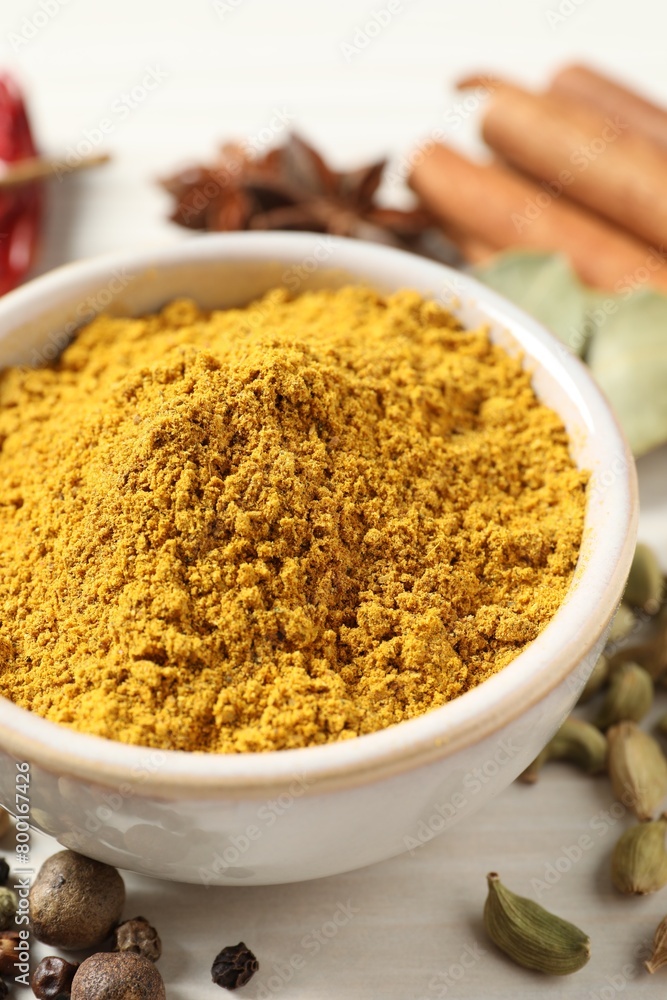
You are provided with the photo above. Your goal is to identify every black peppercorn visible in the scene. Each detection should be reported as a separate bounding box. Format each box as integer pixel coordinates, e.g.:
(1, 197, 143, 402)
(211, 942, 259, 990)
(0, 859, 9, 886)
(31, 955, 79, 999)
(114, 916, 162, 962)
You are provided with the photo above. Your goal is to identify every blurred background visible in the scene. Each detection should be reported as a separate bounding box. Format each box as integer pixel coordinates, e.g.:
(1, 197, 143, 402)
(2, 0, 666, 267)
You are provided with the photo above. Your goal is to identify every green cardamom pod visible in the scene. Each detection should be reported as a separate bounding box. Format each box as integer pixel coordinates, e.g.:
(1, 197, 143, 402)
(594, 662, 653, 730)
(611, 816, 667, 895)
(644, 627, 667, 681)
(607, 603, 636, 645)
(483, 873, 590, 975)
(519, 746, 549, 784)
(611, 601, 667, 681)
(520, 718, 607, 783)
(625, 543, 664, 615)
(610, 631, 667, 680)
(607, 722, 667, 821)
(578, 654, 610, 703)
(645, 914, 667, 973)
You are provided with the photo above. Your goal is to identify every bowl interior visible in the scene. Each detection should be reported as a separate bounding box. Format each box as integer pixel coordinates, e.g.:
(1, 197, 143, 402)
(0, 233, 638, 794)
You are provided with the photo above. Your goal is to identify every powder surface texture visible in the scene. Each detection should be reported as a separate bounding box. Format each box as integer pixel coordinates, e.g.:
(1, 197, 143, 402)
(0, 287, 587, 752)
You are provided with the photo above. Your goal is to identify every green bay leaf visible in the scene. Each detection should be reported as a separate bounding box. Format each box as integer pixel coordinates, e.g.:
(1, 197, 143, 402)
(475, 249, 667, 456)
(587, 289, 667, 457)
(474, 250, 597, 357)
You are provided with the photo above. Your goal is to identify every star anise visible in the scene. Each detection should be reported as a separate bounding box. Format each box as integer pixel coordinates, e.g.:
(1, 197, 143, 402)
(161, 132, 459, 261)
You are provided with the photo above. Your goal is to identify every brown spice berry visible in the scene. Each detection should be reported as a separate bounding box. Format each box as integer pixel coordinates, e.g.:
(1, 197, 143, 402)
(114, 916, 162, 962)
(31, 955, 79, 999)
(211, 942, 259, 990)
(0, 809, 11, 839)
(30, 850, 125, 950)
(0, 887, 16, 931)
(71, 952, 165, 1000)
(0, 930, 20, 976)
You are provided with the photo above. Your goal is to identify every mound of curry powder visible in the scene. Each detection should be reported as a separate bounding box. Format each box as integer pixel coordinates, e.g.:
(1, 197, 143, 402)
(0, 287, 587, 752)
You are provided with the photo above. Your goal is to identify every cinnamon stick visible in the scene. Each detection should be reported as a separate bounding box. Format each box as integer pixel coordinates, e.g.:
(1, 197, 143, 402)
(478, 81, 667, 250)
(549, 64, 667, 152)
(450, 230, 497, 265)
(433, 216, 499, 264)
(409, 143, 667, 291)
(0, 152, 110, 189)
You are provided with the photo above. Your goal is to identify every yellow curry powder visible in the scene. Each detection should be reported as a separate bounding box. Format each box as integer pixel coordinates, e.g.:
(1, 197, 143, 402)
(0, 287, 587, 753)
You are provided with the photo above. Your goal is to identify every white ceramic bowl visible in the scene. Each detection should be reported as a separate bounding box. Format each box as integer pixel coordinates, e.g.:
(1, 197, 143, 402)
(0, 233, 637, 884)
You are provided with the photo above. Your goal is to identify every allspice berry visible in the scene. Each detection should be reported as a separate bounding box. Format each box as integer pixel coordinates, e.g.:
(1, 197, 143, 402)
(0, 809, 11, 839)
(0, 888, 17, 930)
(114, 917, 162, 962)
(71, 953, 166, 1000)
(32, 955, 79, 999)
(30, 850, 125, 950)
(0, 930, 20, 975)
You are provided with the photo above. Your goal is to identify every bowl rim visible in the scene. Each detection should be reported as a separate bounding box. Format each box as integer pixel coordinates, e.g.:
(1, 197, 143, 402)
(0, 232, 638, 796)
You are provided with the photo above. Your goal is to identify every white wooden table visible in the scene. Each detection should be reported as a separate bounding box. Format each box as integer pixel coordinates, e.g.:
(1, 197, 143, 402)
(2, 0, 667, 994)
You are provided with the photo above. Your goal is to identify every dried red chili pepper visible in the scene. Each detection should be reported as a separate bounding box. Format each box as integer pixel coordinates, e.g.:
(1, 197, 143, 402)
(0, 73, 43, 295)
